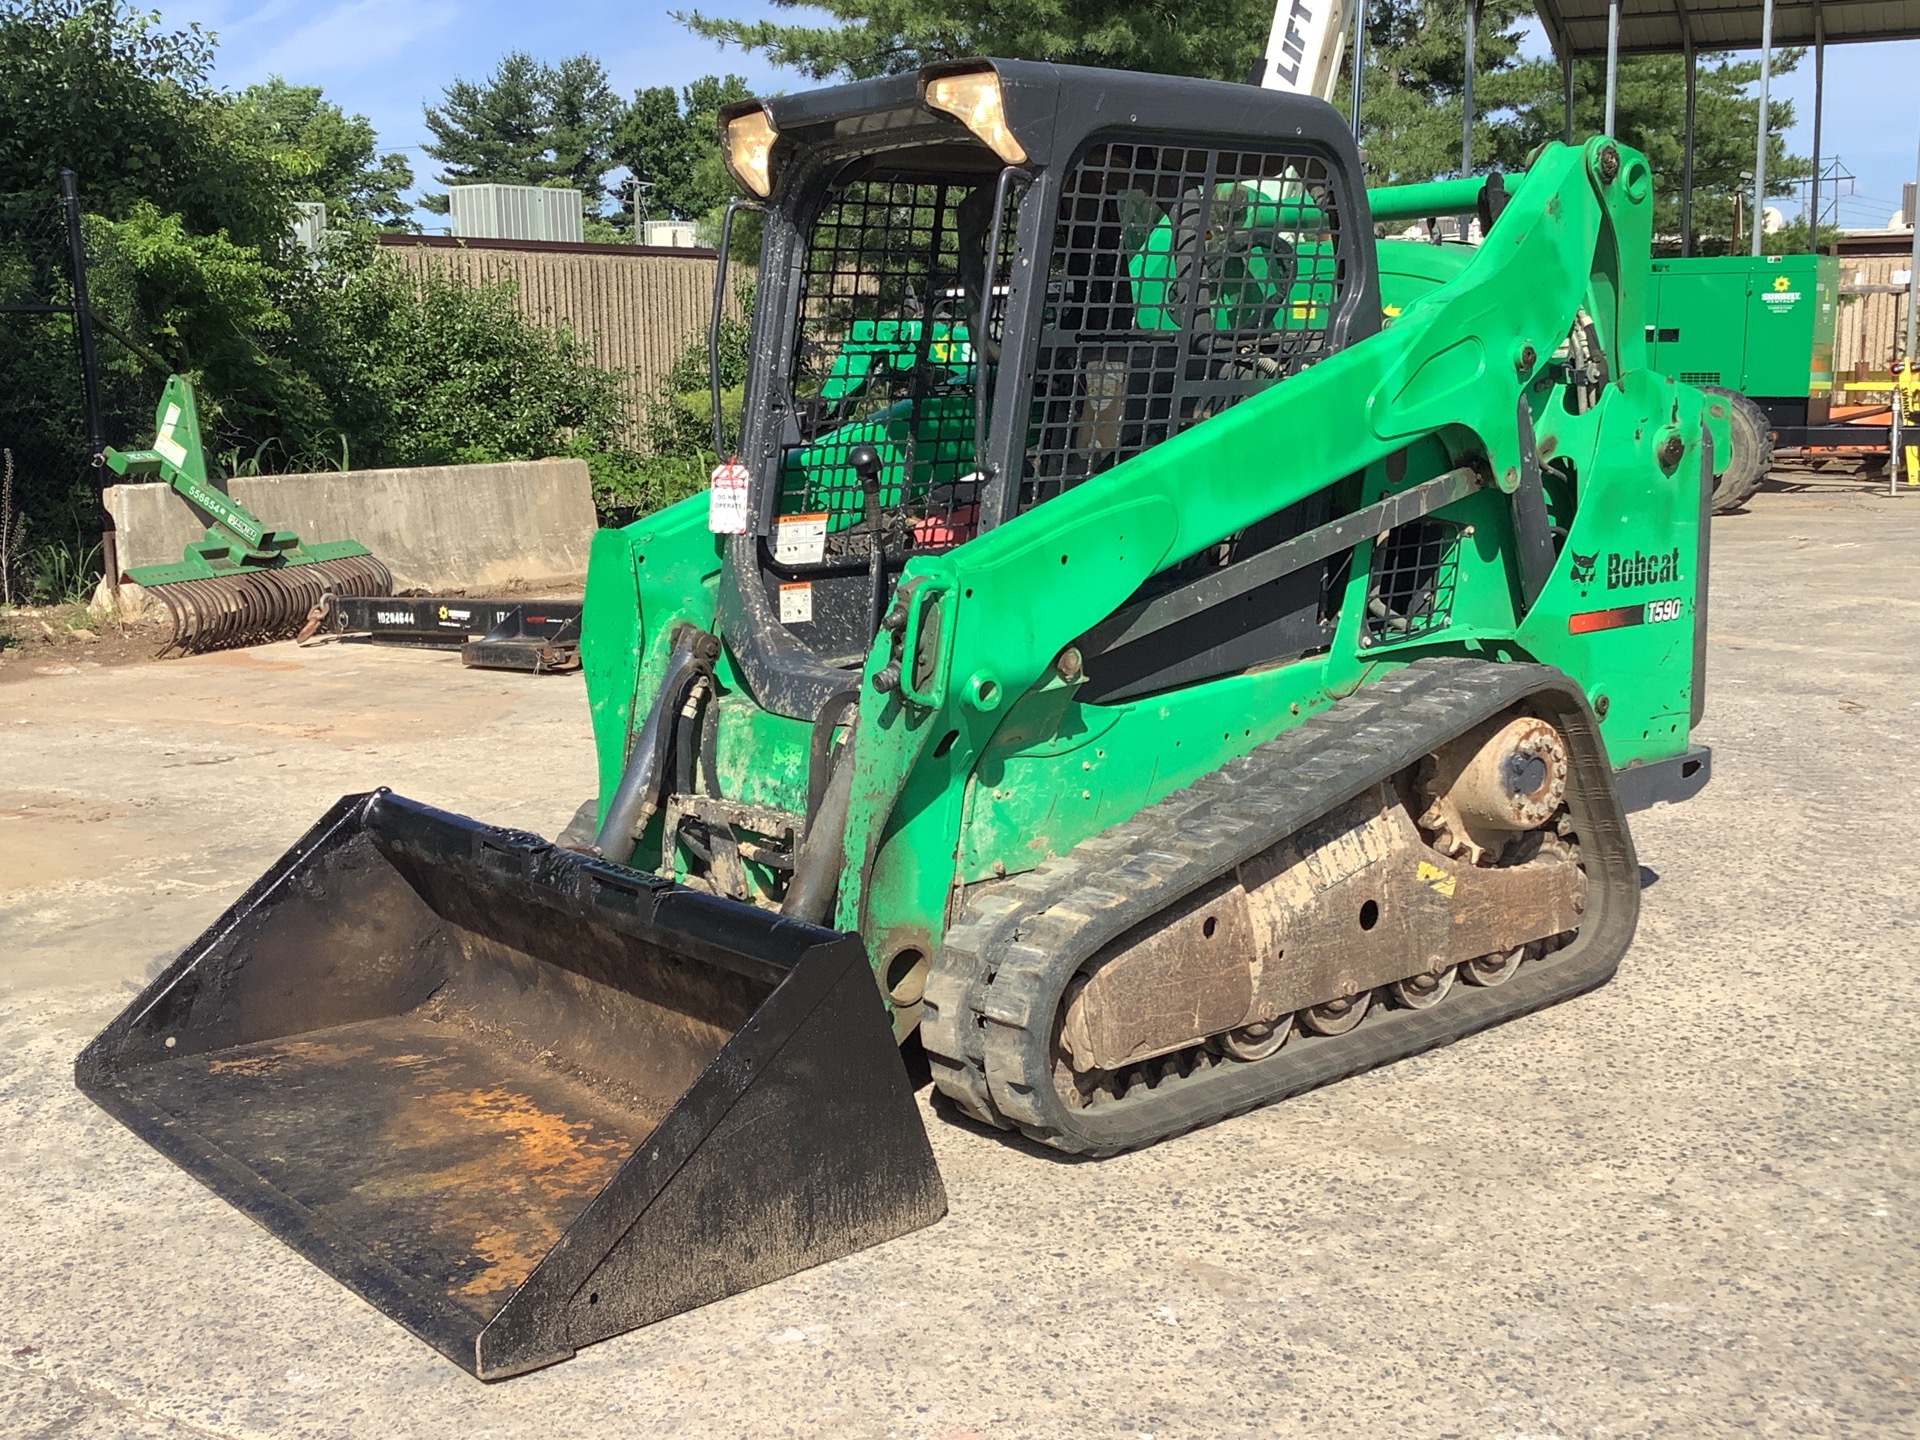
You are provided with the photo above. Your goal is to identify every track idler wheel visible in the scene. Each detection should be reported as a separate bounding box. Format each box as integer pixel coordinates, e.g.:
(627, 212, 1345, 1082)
(1461, 945, 1527, 987)
(1390, 963, 1458, 1009)
(1299, 991, 1372, 1036)
(1218, 1016, 1292, 1062)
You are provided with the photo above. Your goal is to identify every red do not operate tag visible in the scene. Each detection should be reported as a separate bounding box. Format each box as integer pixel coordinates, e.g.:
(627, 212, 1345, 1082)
(708, 457, 751, 534)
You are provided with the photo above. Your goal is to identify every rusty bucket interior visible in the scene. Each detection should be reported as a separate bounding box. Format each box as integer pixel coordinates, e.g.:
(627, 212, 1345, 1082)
(76, 792, 946, 1379)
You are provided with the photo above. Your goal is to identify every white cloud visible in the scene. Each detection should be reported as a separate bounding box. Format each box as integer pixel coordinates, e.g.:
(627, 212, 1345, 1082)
(247, 0, 460, 80)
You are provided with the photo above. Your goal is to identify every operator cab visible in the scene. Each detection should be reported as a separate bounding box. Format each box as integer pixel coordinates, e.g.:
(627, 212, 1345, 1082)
(714, 60, 1381, 719)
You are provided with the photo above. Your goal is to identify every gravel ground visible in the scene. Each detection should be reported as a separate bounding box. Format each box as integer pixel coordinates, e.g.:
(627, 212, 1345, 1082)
(1, 484, 1915, 1439)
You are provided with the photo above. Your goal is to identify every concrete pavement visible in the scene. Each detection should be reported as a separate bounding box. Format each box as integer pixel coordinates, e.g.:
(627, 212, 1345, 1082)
(2, 488, 1915, 1438)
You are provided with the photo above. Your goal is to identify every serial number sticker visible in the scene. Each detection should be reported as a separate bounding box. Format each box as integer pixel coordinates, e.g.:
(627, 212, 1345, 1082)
(1568, 597, 1686, 634)
(778, 582, 814, 625)
(774, 512, 829, 565)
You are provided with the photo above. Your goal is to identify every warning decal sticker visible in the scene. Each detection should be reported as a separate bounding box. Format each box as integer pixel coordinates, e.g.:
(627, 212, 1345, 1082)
(778, 582, 814, 625)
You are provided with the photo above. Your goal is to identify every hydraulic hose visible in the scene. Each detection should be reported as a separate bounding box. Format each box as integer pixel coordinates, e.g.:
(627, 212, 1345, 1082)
(594, 630, 716, 866)
(782, 724, 857, 925)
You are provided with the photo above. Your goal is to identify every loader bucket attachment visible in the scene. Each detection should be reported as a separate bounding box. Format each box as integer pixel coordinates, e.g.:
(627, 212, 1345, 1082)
(75, 793, 946, 1380)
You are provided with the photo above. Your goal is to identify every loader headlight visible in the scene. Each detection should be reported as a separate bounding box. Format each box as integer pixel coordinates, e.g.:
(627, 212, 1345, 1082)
(923, 71, 1026, 166)
(724, 108, 779, 197)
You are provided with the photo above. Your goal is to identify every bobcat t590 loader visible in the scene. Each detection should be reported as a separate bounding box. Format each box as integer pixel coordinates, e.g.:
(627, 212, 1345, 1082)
(79, 61, 1714, 1378)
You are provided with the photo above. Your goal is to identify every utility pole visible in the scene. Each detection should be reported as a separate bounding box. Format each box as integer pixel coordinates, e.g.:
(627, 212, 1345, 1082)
(1461, 0, 1479, 175)
(59, 169, 115, 598)
(1809, 9, 1825, 255)
(1906, 129, 1919, 368)
(1681, 38, 1696, 256)
(1349, 0, 1367, 142)
(1604, 0, 1620, 136)
(1751, 0, 1775, 255)
(630, 178, 652, 243)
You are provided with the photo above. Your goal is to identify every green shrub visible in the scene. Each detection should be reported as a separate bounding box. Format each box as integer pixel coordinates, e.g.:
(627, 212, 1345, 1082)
(0, 1, 637, 577)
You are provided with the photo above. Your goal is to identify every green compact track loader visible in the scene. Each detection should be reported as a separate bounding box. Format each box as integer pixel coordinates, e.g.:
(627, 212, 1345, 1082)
(80, 61, 1714, 1379)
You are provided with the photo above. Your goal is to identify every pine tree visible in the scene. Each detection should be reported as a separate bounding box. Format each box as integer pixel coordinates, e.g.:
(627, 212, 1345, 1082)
(421, 52, 624, 214)
(680, 0, 1268, 82)
(613, 75, 752, 224)
(682, 0, 1809, 253)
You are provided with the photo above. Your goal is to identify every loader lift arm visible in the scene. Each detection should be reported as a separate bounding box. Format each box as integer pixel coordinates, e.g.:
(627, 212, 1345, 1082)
(841, 136, 1693, 956)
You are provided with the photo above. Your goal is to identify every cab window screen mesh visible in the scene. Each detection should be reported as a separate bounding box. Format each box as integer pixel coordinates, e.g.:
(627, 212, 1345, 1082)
(1021, 142, 1346, 513)
(780, 173, 1005, 558)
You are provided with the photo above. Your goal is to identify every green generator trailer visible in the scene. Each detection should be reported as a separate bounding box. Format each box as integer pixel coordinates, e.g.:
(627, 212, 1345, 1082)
(81, 61, 1714, 1378)
(1646, 254, 1839, 412)
(1644, 253, 1877, 510)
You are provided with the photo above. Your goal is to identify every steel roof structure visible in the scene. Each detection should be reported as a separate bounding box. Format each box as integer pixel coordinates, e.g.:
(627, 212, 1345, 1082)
(1520, 0, 1919, 324)
(1534, 0, 1920, 59)
(1520, 0, 1919, 466)
(1351, 0, 1917, 375)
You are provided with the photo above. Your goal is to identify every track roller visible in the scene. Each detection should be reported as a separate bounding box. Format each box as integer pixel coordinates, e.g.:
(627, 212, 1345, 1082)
(922, 658, 1639, 1156)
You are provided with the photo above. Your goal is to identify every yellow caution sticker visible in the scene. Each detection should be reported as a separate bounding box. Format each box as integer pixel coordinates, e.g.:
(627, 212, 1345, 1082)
(1417, 859, 1457, 897)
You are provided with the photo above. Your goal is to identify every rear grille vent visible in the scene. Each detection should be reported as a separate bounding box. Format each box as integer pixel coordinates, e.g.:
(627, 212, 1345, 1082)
(1365, 518, 1460, 644)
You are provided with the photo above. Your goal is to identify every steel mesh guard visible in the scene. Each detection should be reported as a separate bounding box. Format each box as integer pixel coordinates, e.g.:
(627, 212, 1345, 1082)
(1020, 141, 1348, 513)
(780, 172, 1006, 558)
(1364, 518, 1460, 644)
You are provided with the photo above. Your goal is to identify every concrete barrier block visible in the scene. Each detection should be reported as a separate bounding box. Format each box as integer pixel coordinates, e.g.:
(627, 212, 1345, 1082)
(105, 458, 597, 594)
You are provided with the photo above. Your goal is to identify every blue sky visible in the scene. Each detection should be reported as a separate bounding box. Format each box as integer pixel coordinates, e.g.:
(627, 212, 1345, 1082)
(1509, 19, 1920, 231)
(155, 1, 814, 226)
(159, 2, 1920, 231)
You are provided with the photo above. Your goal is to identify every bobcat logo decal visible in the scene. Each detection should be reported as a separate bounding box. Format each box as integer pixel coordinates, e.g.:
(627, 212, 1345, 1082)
(1569, 551, 1598, 585)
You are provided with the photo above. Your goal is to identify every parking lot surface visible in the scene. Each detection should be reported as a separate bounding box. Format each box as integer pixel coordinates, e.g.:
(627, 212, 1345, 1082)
(2, 485, 1915, 1438)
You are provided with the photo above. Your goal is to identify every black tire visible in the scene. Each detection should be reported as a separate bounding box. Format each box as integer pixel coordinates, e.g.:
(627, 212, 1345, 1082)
(1701, 385, 1772, 513)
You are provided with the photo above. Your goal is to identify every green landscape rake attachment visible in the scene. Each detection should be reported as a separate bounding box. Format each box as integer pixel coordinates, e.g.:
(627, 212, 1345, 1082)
(108, 375, 391, 654)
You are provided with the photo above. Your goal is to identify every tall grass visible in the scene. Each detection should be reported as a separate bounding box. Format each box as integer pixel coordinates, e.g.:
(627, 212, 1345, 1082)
(26, 531, 101, 607)
(1, 450, 102, 610)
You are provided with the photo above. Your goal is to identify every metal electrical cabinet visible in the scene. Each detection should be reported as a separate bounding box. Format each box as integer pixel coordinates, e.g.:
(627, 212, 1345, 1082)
(1645, 254, 1845, 446)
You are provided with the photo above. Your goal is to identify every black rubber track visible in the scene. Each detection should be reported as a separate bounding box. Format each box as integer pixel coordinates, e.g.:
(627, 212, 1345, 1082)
(920, 658, 1641, 1156)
